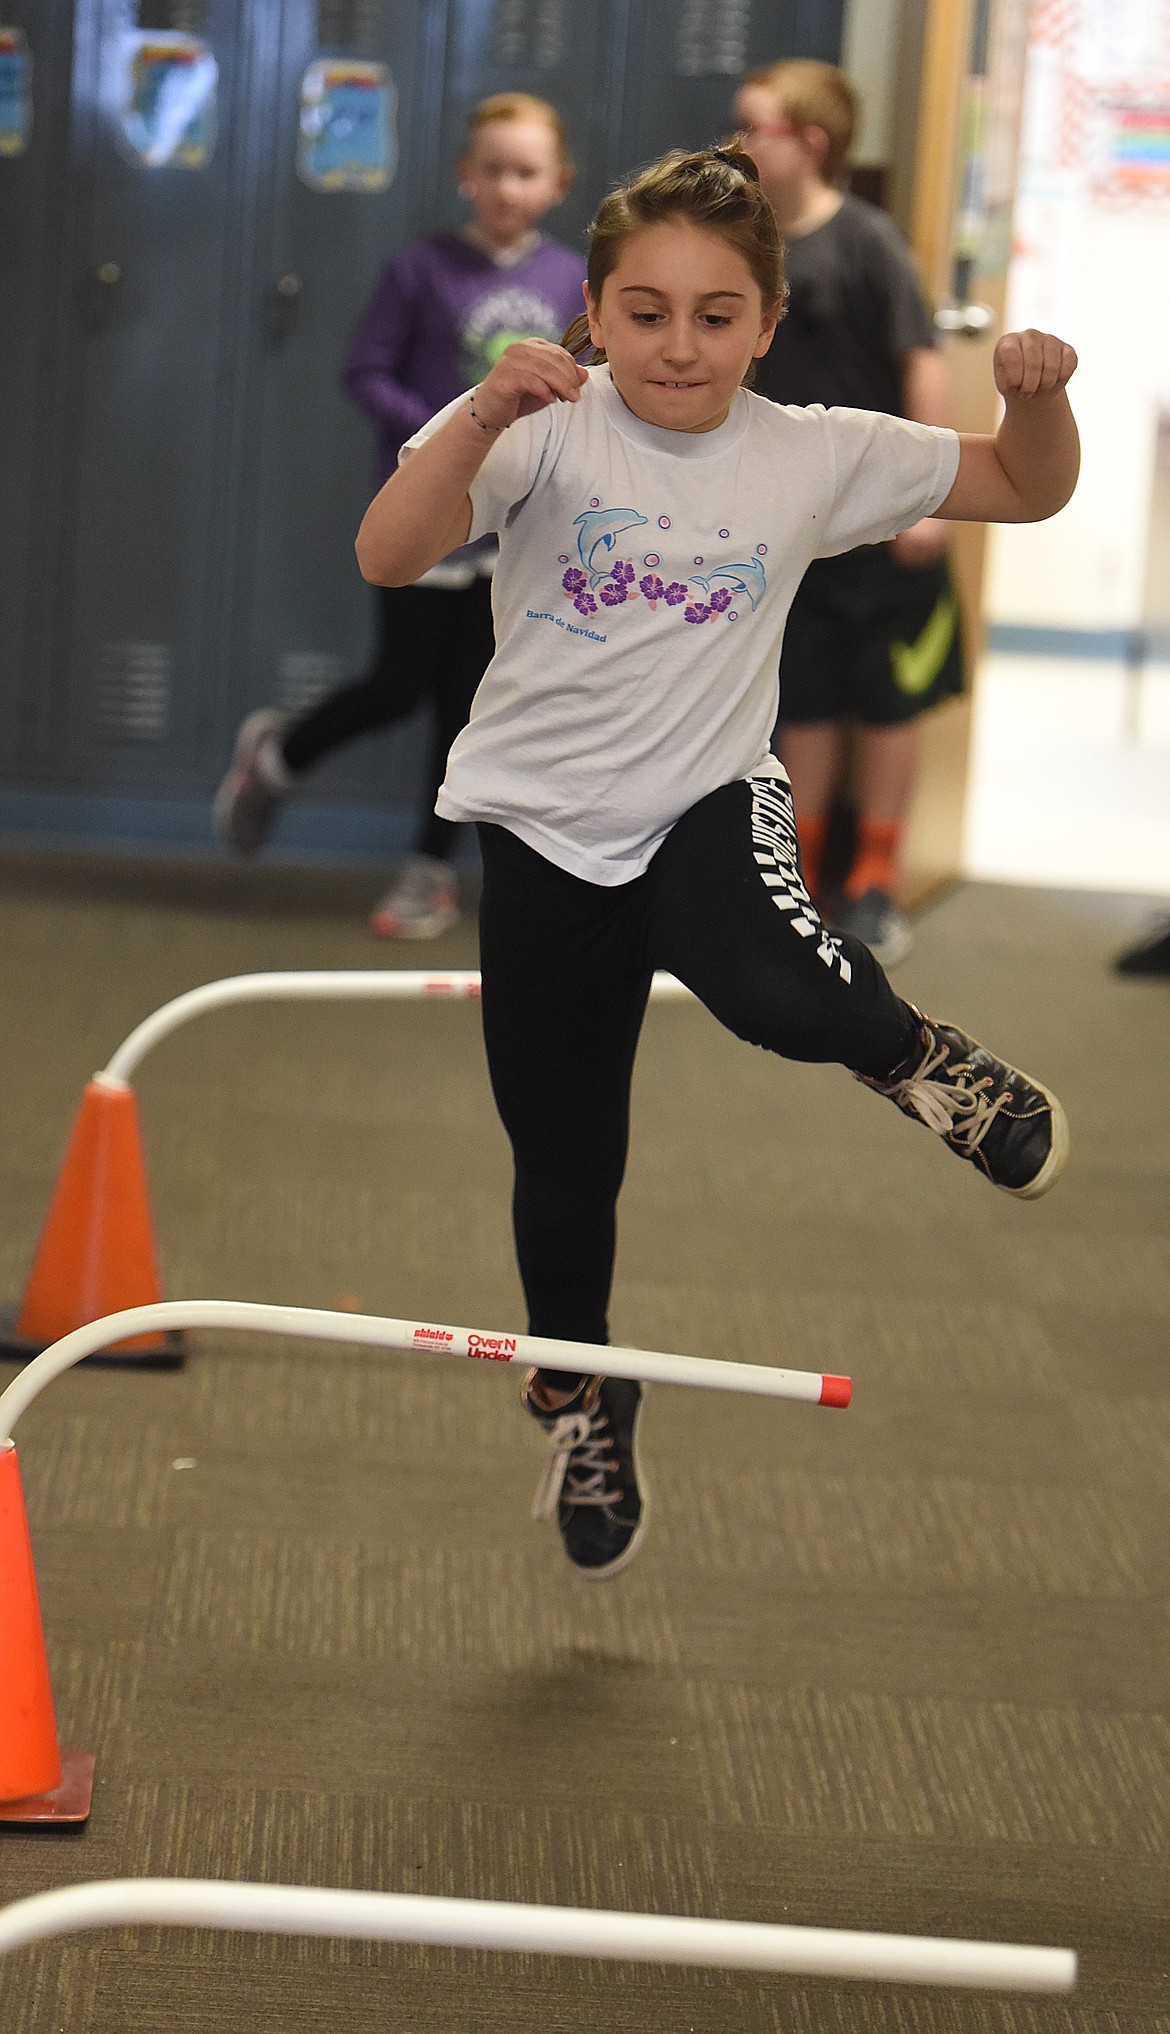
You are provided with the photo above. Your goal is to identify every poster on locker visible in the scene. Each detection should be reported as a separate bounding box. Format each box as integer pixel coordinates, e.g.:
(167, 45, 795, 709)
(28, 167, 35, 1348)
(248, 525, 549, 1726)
(0, 27, 32, 157)
(117, 32, 217, 169)
(298, 60, 396, 192)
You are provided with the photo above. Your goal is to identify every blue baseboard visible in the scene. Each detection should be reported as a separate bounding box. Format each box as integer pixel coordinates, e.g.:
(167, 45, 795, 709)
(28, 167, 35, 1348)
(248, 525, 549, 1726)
(0, 788, 422, 866)
(986, 623, 1170, 661)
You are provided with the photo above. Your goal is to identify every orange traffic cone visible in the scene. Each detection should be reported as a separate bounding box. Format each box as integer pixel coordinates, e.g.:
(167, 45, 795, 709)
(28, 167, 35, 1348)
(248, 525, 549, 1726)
(0, 1442, 94, 1824)
(1, 1078, 182, 1367)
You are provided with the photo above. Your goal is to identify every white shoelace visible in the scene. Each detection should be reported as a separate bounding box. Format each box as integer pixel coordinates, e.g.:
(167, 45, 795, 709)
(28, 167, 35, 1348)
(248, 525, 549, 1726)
(532, 1408, 620, 1523)
(887, 1044, 1009, 1154)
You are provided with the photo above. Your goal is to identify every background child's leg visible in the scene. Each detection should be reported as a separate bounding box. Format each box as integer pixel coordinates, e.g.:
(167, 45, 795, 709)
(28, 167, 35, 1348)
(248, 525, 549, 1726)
(477, 824, 653, 1356)
(415, 576, 494, 863)
(774, 721, 841, 902)
(649, 778, 919, 1080)
(280, 583, 440, 775)
(215, 591, 441, 861)
(830, 554, 963, 966)
(774, 562, 851, 906)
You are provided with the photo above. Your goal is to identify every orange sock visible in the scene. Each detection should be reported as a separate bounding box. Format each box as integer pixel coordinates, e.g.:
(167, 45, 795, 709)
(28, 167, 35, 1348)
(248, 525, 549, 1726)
(794, 812, 827, 897)
(845, 817, 903, 901)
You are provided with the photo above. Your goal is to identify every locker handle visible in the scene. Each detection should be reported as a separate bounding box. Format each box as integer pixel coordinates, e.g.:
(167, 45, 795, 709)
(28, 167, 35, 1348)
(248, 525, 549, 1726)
(269, 274, 303, 348)
(83, 260, 123, 332)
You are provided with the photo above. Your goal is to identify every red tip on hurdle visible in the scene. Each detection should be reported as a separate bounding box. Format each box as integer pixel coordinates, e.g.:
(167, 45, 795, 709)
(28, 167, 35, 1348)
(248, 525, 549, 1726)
(818, 1374, 852, 1408)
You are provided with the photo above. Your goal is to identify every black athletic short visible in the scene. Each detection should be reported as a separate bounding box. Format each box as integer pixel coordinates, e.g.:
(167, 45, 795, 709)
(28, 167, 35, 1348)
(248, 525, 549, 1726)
(778, 546, 963, 729)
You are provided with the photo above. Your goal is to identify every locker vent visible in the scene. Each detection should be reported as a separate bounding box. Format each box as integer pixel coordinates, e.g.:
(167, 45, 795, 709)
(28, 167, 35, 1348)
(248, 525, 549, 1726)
(317, 0, 388, 51)
(279, 650, 344, 715)
(137, 0, 210, 31)
(96, 642, 171, 744)
(491, 0, 567, 70)
(676, 0, 751, 77)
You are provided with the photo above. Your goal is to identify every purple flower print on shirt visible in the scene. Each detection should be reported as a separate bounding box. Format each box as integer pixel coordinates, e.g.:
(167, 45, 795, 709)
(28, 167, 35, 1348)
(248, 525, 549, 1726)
(553, 510, 766, 634)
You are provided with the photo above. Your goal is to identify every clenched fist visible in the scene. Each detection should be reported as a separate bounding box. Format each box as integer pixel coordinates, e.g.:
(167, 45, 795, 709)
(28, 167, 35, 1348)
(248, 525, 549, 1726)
(471, 339, 590, 432)
(994, 329, 1078, 400)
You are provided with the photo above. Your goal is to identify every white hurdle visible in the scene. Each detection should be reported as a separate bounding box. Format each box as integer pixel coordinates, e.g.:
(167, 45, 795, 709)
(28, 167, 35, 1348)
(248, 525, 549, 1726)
(0, 970, 697, 1368)
(0, 1298, 851, 1439)
(0, 1877, 1077, 1993)
(96, 968, 693, 1088)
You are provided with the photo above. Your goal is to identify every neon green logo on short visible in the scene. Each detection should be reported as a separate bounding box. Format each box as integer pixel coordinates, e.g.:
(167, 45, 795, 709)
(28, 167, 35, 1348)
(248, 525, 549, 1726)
(891, 590, 958, 695)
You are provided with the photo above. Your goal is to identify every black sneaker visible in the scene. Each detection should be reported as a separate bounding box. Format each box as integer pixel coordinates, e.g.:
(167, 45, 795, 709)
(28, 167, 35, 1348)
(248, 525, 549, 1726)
(833, 887, 914, 968)
(858, 1011, 1069, 1198)
(522, 1371, 647, 1579)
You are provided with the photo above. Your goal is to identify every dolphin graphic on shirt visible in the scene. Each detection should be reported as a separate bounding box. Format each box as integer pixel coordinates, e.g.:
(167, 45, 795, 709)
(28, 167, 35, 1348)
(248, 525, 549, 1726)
(690, 559, 767, 610)
(573, 507, 648, 586)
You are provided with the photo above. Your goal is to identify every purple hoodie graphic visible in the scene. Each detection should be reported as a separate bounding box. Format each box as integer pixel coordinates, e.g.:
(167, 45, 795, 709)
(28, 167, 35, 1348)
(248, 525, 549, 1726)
(343, 232, 587, 487)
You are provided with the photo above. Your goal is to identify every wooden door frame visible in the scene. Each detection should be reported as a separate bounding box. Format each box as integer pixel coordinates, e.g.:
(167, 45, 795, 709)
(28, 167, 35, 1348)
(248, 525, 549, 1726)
(899, 0, 1017, 908)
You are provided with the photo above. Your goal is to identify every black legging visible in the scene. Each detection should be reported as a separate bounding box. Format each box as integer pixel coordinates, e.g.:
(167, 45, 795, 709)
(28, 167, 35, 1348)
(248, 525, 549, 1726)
(281, 578, 494, 862)
(478, 776, 920, 1375)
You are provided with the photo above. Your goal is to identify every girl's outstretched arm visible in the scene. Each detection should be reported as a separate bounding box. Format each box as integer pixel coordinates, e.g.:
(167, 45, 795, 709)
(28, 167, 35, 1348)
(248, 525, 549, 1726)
(355, 340, 588, 586)
(935, 328, 1080, 526)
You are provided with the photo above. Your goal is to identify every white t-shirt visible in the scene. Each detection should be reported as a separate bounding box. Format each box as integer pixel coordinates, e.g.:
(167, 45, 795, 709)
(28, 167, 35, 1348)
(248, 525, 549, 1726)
(402, 366, 958, 885)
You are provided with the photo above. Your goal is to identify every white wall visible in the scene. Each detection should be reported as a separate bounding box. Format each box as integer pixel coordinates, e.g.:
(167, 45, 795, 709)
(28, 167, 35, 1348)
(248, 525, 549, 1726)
(965, 4, 1170, 897)
(964, 655, 1170, 894)
(986, 208, 1170, 631)
(985, 23, 1170, 633)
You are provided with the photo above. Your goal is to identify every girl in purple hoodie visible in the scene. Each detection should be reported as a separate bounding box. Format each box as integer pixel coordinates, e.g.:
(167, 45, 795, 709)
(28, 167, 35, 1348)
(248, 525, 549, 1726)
(215, 94, 586, 938)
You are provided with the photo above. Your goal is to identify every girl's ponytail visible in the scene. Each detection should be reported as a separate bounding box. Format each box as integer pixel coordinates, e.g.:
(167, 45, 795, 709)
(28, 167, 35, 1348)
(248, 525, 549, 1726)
(560, 311, 598, 360)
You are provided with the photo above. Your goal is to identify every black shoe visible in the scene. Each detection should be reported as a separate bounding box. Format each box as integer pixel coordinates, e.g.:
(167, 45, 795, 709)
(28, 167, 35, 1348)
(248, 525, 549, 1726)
(832, 887, 914, 968)
(1114, 919, 1170, 977)
(858, 1011, 1069, 1198)
(522, 1370, 647, 1579)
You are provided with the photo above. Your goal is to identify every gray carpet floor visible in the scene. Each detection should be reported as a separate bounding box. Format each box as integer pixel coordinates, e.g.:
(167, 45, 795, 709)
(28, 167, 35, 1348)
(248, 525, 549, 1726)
(0, 850, 1167, 2033)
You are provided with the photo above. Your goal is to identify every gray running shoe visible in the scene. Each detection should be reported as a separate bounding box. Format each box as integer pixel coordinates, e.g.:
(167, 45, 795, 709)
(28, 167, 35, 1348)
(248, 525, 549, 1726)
(212, 710, 290, 856)
(858, 1012, 1069, 1199)
(369, 854, 459, 940)
(522, 1370, 647, 1579)
(834, 887, 914, 968)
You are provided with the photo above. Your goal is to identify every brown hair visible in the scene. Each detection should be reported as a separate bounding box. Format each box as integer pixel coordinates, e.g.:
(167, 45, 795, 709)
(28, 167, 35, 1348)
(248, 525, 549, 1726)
(741, 59, 857, 182)
(465, 93, 574, 173)
(561, 142, 786, 372)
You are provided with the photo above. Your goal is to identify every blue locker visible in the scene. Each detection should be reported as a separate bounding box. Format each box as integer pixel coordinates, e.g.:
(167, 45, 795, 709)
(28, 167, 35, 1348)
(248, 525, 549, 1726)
(0, 0, 844, 847)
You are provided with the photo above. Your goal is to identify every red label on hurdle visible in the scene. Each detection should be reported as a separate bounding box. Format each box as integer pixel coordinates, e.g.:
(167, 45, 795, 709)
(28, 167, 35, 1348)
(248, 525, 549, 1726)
(466, 1332, 518, 1361)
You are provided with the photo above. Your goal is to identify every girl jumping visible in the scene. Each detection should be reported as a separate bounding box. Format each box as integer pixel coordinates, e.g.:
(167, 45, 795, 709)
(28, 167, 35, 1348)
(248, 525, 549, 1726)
(354, 144, 1079, 1579)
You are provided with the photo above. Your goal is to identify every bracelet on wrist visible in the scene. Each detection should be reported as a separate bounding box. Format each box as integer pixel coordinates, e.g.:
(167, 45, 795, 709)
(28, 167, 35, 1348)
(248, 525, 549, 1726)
(468, 392, 504, 434)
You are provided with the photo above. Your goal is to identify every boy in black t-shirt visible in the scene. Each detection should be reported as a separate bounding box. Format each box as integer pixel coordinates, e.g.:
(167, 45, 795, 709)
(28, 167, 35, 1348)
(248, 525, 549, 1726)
(736, 60, 962, 967)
